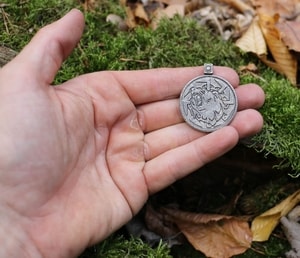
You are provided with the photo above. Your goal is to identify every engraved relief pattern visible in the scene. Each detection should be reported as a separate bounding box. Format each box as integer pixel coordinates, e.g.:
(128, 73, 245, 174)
(180, 76, 237, 132)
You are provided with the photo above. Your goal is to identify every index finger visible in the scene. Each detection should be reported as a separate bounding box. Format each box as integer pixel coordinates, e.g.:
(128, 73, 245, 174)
(111, 66, 240, 104)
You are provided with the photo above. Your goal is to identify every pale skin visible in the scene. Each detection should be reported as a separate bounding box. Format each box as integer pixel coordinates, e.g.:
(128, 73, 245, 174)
(0, 9, 265, 258)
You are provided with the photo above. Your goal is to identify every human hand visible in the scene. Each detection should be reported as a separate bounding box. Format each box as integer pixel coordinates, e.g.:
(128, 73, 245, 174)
(0, 9, 264, 258)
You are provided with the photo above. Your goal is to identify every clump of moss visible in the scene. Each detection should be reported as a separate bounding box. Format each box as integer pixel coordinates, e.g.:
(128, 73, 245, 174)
(57, 14, 245, 82)
(0, 0, 76, 49)
(238, 66, 300, 175)
(0, 0, 250, 78)
(79, 235, 172, 258)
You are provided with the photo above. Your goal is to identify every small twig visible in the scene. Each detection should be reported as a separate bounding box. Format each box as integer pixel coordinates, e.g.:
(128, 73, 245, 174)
(0, 3, 10, 8)
(119, 58, 147, 63)
(1, 7, 11, 34)
(250, 246, 266, 256)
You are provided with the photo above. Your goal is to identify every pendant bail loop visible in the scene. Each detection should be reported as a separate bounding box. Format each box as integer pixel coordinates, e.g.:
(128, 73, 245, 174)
(204, 63, 213, 75)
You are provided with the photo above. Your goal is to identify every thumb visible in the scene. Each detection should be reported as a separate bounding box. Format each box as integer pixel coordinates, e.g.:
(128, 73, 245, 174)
(7, 9, 85, 86)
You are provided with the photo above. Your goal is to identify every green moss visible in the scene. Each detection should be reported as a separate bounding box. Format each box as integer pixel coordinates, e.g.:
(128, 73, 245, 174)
(243, 68, 300, 176)
(79, 235, 172, 258)
(55, 15, 244, 83)
(0, 0, 75, 49)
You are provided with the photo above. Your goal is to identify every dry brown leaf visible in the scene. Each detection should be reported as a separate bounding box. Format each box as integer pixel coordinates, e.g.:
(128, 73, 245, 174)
(148, 0, 199, 29)
(144, 205, 181, 239)
(157, 4, 185, 18)
(239, 63, 258, 72)
(276, 20, 300, 52)
(135, 3, 150, 21)
(258, 13, 297, 85)
(124, 2, 150, 28)
(80, 0, 98, 11)
(251, 189, 300, 242)
(251, 0, 299, 18)
(163, 208, 252, 258)
(184, 0, 200, 13)
(219, 0, 255, 15)
(151, 4, 185, 29)
(235, 17, 267, 55)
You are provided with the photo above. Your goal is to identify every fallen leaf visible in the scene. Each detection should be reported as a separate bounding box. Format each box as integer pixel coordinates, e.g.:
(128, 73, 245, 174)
(157, 4, 185, 18)
(235, 17, 267, 56)
(251, 189, 300, 242)
(258, 13, 297, 85)
(239, 62, 266, 81)
(239, 63, 258, 73)
(219, 0, 255, 15)
(122, 1, 150, 28)
(80, 0, 98, 11)
(251, 0, 299, 18)
(163, 208, 252, 258)
(151, 4, 185, 29)
(276, 20, 300, 52)
(144, 205, 181, 239)
(151, 0, 200, 29)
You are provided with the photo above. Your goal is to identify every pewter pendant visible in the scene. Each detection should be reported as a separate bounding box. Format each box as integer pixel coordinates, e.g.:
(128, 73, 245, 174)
(179, 64, 238, 132)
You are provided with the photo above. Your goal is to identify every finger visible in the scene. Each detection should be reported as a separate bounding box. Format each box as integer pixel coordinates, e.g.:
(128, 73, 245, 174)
(229, 109, 264, 138)
(7, 9, 84, 86)
(144, 123, 204, 161)
(111, 66, 240, 104)
(138, 83, 264, 132)
(143, 126, 239, 193)
(144, 109, 263, 161)
(236, 83, 265, 110)
(137, 99, 181, 132)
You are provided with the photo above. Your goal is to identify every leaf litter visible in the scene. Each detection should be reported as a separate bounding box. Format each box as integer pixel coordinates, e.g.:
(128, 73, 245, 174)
(162, 207, 252, 258)
(103, 0, 300, 86)
(133, 145, 300, 257)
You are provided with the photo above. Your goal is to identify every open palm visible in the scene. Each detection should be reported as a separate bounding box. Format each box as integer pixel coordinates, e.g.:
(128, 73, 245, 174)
(0, 10, 264, 258)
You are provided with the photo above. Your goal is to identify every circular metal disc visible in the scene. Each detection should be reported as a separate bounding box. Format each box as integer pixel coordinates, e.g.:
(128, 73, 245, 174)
(179, 73, 238, 132)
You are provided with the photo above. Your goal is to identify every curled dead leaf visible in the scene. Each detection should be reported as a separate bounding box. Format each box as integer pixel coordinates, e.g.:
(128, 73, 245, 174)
(252, 0, 300, 18)
(163, 208, 252, 258)
(276, 20, 300, 52)
(251, 189, 300, 242)
(258, 13, 297, 85)
(219, 0, 255, 15)
(151, 4, 185, 29)
(235, 17, 267, 55)
(123, 2, 150, 28)
(122, 0, 201, 29)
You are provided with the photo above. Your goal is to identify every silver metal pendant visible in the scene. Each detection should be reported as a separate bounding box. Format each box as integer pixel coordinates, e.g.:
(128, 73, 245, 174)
(179, 64, 238, 132)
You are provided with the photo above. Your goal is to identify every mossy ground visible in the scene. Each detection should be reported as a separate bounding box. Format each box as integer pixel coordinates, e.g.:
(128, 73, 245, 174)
(1, 0, 300, 257)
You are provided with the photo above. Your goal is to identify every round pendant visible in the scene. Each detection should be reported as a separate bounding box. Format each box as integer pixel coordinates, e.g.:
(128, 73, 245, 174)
(179, 64, 238, 132)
